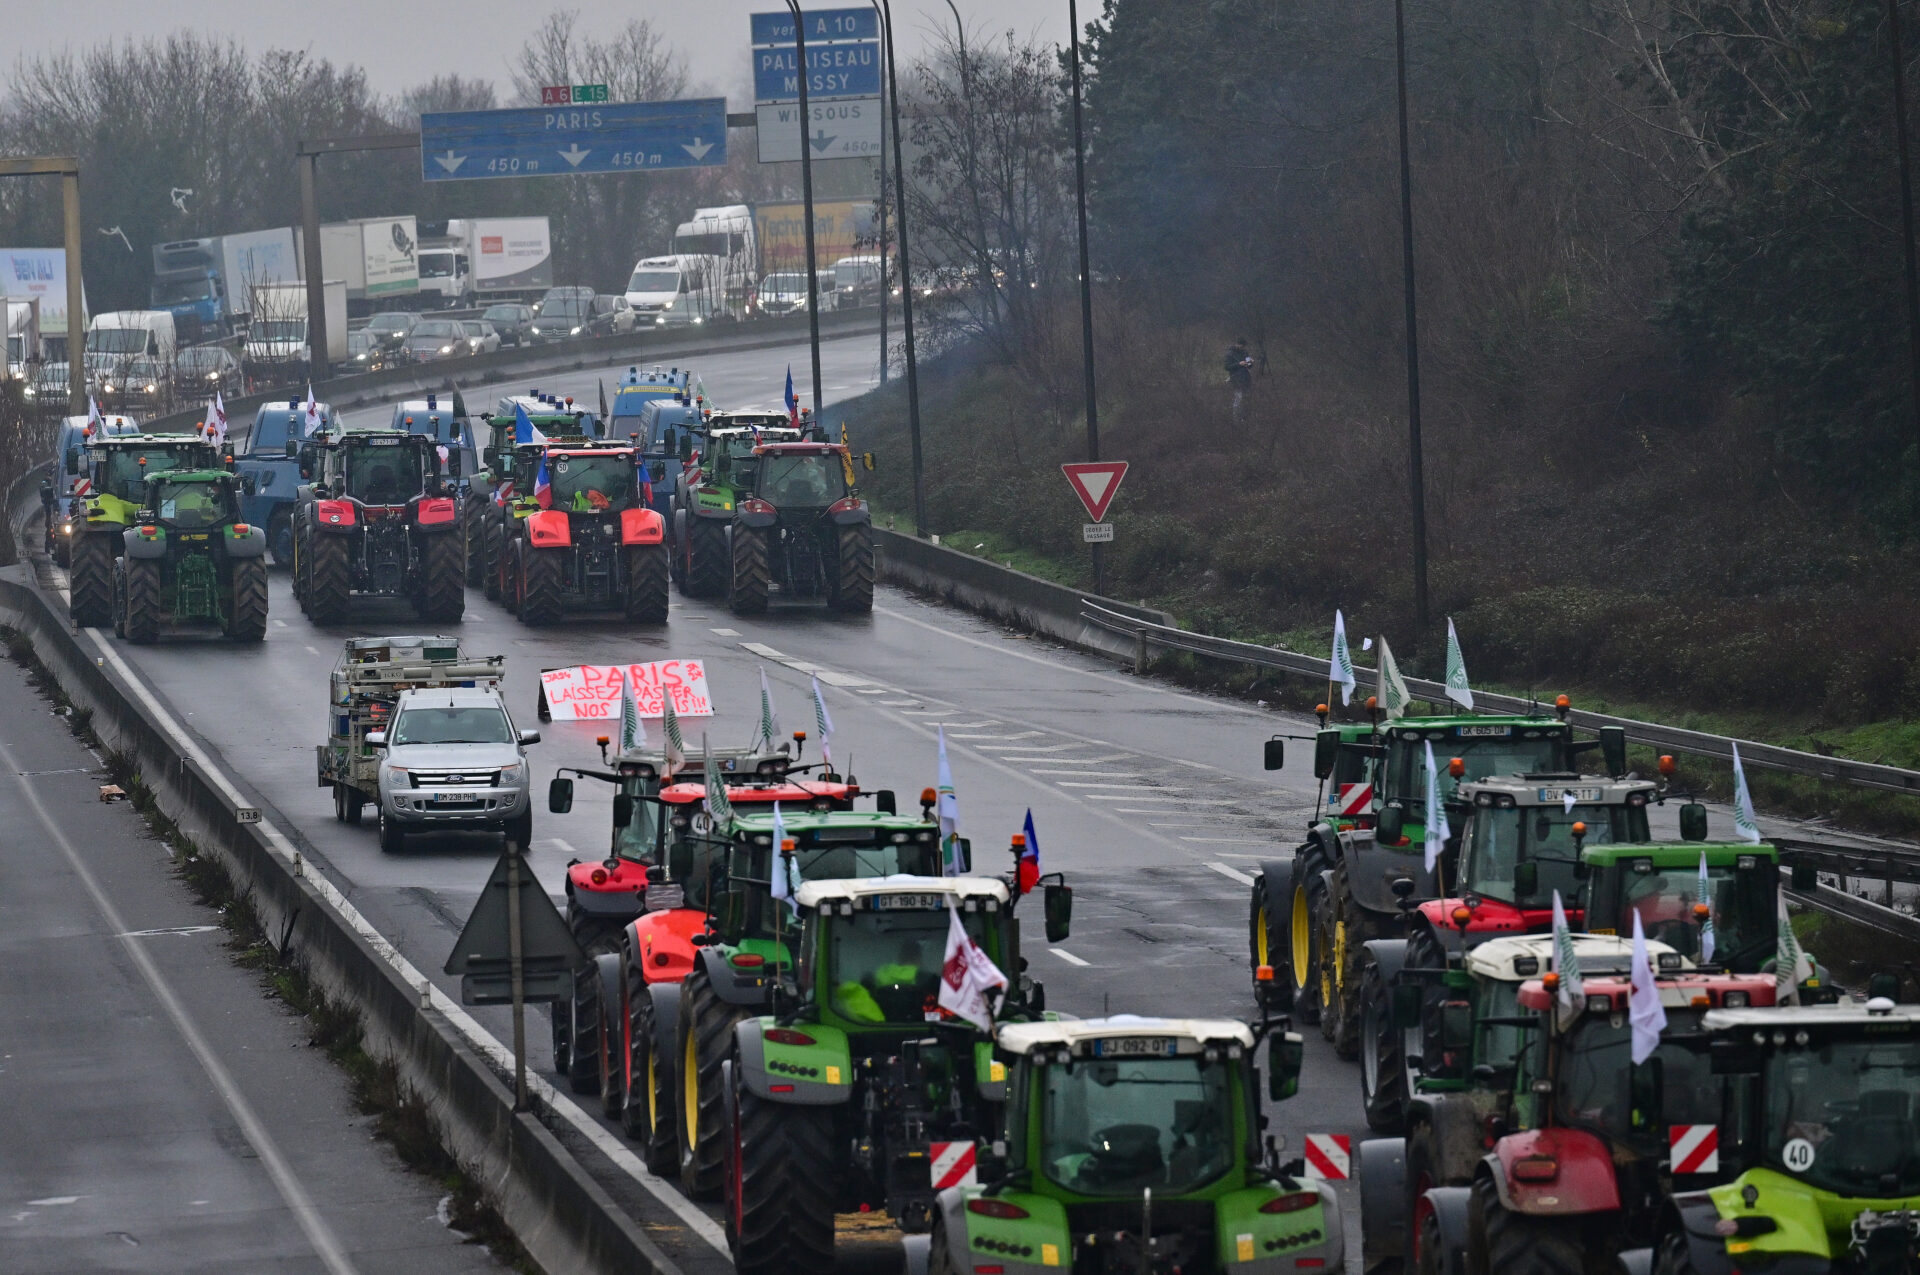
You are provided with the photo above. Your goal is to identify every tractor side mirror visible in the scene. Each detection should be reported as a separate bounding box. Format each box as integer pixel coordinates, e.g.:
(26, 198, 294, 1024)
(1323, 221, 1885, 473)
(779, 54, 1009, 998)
(612, 793, 634, 828)
(1312, 729, 1338, 780)
(1263, 738, 1285, 772)
(974, 1139, 1008, 1186)
(875, 789, 896, 815)
(862, 452, 876, 472)
(1790, 862, 1819, 893)
(241, 475, 256, 495)
(1630, 1056, 1664, 1127)
(1439, 1002, 1473, 1053)
(1044, 882, 1073, 943)
(483, 446, 498, 470)
(1377, 804, 1405, 844)
(446, 448, 462, 479)
(284, 439, 298, 458)
(1391, 983, 1424, 1031)
(548, 777, 574, 813)
(1267, 1032, 1304, 1102)
(1599, 726, 1628, 778)
(366, 730, 387, 748)
(651, 460, 666, 482)
(679, 434, 694, 462)
(668, 836, 694, 882)
(1513, 861, 1539, 898)
(1679, 803, 1709, 841)
(65, 447, 81, 475)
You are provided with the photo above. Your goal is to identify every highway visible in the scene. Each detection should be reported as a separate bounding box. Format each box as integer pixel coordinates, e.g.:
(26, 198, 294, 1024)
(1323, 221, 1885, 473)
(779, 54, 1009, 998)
(27, 328, 1388, 1270)
(0, 633, 504, 1272)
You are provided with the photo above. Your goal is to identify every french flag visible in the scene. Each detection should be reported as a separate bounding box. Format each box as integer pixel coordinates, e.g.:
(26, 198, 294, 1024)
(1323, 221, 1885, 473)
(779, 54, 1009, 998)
(533, 455, 552, 509)
(492, 480, 514, 507)
(1018, 808, 1041, 894)
(784, 365, 799, 426)
(515, 402, 548, 446)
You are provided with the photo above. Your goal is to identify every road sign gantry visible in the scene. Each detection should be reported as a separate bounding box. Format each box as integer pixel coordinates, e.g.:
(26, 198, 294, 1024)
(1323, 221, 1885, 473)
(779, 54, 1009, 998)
(420, 98, 728, 182)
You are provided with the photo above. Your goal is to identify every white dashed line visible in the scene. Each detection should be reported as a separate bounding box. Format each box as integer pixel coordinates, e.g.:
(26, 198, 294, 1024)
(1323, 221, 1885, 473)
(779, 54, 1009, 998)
(951, 731, 1042, 741)
(1206, 861, 1258, 886)
(976, 743, 1084, 754)
(1038, 769, 1141, 778)
(304, 645, 321, 656)
(710, 627, 741, 637)
(271, 619, 288, 628)
(1050, 948, 1091, 967)
(1179, 836, 1270, 845)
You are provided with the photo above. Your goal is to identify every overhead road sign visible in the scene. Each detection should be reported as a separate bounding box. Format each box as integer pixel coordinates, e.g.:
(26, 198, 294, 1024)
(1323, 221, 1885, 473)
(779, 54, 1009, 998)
(420, 98, 727, 182)
(540, 83, 609, 105)
(753, 43, 882, 101)
(751, 8, 880, 45)
(1062, 460, 1129, 522)
(756, 98, 884, 163)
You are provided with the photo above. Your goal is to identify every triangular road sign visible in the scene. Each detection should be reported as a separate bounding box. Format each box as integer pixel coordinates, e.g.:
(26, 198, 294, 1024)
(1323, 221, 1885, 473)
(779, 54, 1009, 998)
(445, 850, 584, 1005)
(1061, 461, 1130, 523)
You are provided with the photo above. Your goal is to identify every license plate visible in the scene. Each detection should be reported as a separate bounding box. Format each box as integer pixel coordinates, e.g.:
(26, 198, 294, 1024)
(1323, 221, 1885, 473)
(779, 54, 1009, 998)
(1091, 1037, 1177, 1058)
(180, 533, 208, 542)
(1542, 786, 1603, 802)
(1458, 725, 1510, 737)
(430, 793, 472, 804)
(873, 893, 942, 910)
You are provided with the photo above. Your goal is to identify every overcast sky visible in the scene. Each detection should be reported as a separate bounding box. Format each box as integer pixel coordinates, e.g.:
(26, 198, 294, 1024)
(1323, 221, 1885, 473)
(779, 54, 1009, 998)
(4, 1, 1068, 104)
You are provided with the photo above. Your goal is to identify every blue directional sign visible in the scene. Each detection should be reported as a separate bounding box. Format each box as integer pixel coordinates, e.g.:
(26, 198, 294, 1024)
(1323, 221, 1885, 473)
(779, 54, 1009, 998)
(753, 42, 881, 101)
(751, 8, 880, 45)
(419, 98, 727, 182)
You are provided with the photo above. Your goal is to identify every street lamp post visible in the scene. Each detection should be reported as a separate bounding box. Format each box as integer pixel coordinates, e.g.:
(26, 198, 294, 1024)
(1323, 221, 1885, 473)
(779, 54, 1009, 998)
(1886, 0, 1920, 457)
(784, 0, 825, 417)
(1067, 0, 1104, 595)
(875, 0, 927, 537)
(870, 0, 889, 385)
(1393, 0, 1431, 634)
(943, 0, 994, 318)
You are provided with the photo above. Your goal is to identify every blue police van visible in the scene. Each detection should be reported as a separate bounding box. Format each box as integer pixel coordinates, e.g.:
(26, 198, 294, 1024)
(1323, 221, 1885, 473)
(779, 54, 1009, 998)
(235, 397, 333, 564)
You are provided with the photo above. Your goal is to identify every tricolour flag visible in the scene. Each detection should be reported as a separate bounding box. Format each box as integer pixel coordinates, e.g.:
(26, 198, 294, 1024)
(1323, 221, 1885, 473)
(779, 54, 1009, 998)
(1018, 809, 1041, 895)
(1422, 739, 1451, 873)
(209, 391, 228, 448)
(1444, 618, 1474, 710)
(756, 667, 779, 750)
(785, 365, 800, 426)
(619, 668, 647, 754)
(811, 675, 834, 765)
(1628, 909, 1668, 1065)
(1376, 635, 1412, 719)
(514, 402, 548, 446)
(1698, 852, 1716, 964)
(1731, 742, 1762, 845)
(937, 727, 961, 875)
(1330, 610, 1357, 707)
(1551, 890, 1585, 1027)
(533, 454, 552, 509)
(937, 902, 1008, 1030)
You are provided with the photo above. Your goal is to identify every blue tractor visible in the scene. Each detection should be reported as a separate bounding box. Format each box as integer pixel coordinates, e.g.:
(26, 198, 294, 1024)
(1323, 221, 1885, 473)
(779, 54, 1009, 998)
(235, 397, 334, 565)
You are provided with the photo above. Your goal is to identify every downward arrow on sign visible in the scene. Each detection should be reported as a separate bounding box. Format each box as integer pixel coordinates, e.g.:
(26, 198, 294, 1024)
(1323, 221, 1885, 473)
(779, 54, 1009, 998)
(559, 144, 592, 167)
(809, 130, 838, 153)
(682, 137, 714, 160)
(434, 151, 466, 174)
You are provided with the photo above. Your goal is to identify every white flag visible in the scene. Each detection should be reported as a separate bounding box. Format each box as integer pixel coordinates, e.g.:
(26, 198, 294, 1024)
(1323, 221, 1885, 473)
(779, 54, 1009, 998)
(811, 675, 834, 766)
(210, 390, 228, 448)
(1376, 636, 1412, 720)
(1775, 894, 1813, 1004)
(1731, 742, 1762, 845)
(756, 667, 780, 750)
(769, 803, 800, 910)
(1628, 910, 1668, 1065)
(1698, 852, 1716, 964)
(1422, 740, 1451, 873)
(86, 394, 104, 431)
(661, 692, 687, 777)
(302, 383, 322, 437)
(936, 727, 961, 874)
(1444, 618, 1474, 710)
(618, 667, 648, 754)
(937, 902, 1008, 1030)
(1551, 890, 1585, 1028)
(1329, 610, 1357, 706)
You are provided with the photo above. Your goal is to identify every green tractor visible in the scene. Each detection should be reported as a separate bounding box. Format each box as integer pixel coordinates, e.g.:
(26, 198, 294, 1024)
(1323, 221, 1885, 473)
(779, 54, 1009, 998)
(63, 432, 224, 627)
(670, 417, 801, 599)
(1639, 996, 1920, 1275)
(1248, 703, 1627, 1056)
(720, 873, 1066, 1271)
(465, 394, 602, 587)
(110, 469, 269, 643)
(928, 1012, 1342, 1275)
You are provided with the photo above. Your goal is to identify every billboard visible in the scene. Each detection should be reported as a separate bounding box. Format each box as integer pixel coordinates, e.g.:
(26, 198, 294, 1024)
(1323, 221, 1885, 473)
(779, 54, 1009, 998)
(0, 248, 85, 331)
(753, 199, 880, 274)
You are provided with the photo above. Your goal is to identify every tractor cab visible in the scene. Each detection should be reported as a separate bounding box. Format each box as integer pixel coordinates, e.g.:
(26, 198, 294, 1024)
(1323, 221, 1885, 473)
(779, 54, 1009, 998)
(387, 392, 477, 481)
(1579, 843, 1786, 970)
(948, 1016, 1342, 1275)
(140, 469, 244, 529)
(303, 430, 445, 509)
(80, 434, 224, 509)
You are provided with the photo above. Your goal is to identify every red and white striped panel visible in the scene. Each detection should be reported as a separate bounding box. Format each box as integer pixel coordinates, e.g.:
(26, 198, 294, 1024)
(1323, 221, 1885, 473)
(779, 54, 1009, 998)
(1302, 1134, 1351, 1180)
(1335, 784, 1374, 817)
(930, 1141, 978, 1190)
(1670, 1125, 1718, 1174)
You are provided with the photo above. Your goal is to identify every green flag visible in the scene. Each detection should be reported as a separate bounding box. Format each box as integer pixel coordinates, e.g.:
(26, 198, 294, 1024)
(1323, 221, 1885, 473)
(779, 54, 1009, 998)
(1444, 618, 1474, 710)
(662, 693, 687, 776)
(1329, 610, 1357, 706)
(1552, 889, 1585, 1027)
(703, 743, 735, 827)
(619, 668, 646, 755)
(1731, 742, 1762, 845)
(1376, 636, 1412, 719)
(756, 666, 779, 750)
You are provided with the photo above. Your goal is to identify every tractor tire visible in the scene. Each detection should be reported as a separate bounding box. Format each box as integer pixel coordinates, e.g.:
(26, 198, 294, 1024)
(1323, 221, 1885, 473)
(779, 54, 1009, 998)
(1403, 1121, 1440, 1248)
(1482, 1180, 1590, 1275)
(1324, 859, 1384, 1060)
(1248, 869, 1286, 998)
(678, 961, 750, 1199)
(928, 1219, 959, 1275)
(623, 544, 670, 624)
(69, 533, 114, 628)
(728, 524, 769, 616)
(829, 521, 874, 613)
(306, 531, 351, 625)
(225, 557, 268, 642)
(290, 520, 308, 614)
(1360, 952, 1407, 1134)
(1405, 922, 1449, 1078)
(559, 910, 613, 1097)
(482, 516, 504, 601)
(268, 509, 296, 567)
(377, 808, 406, 854)
(1652, 1229, 1703, 1275)
(122, 558, 162, 645)
(684, 514, 727, 599)
(52, 529, 71, 569)
(414, 531, 465, 624)
(519, 544, 564, 626)
(463, 499, 488, 587)
(622, 958, 678, 1172)
(111, 562, 128, 639)
(1414, 1204, 1447, 1275)
(333, 783, 365, 826)
(1290, 841, 1333, 1027)
(727, 1068, 837, 1275)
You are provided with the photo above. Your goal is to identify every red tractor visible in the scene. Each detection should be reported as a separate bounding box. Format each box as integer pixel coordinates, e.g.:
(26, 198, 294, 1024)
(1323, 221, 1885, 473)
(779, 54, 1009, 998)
(495, 442, 669, 626)
(290, 429, 465, 624)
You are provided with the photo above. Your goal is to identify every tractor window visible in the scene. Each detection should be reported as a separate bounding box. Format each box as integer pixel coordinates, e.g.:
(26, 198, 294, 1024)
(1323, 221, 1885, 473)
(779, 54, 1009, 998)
(153, 481, 230, 529)
(1040, 1056, 1235, 1196)
(1383, 732, 1570, 807)
(345, 445, 422, 506)
(760, 454, 840, 507)
(104, 447, 205, 500)
(1463, 803, 1643, 907)
(1475, 978, 1532, 1072)
(826, 905, 989, 1025)
(390, 705, 513, 746)
(1557, 1012, 1717, 1156)
(614, 777, 663, 864)
(547, 454, 635, 511)
(1762, 1036, 1920, 1197)
(1598, 861, 1775, 965)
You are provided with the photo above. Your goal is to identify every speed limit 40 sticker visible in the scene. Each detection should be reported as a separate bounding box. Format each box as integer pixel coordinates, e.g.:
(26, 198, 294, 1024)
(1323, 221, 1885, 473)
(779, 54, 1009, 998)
(1782, 1137, 1817, 1172)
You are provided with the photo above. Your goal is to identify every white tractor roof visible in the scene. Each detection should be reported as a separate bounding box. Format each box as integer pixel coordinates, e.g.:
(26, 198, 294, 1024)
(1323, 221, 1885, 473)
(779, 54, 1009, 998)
(998, 1015, 1257, 1054)
(793, 874, 1010, 909)
(1704, 1002, 1920, 1031)
(1464, 933, 1685, 982)
(1459, 774, 1658, 807)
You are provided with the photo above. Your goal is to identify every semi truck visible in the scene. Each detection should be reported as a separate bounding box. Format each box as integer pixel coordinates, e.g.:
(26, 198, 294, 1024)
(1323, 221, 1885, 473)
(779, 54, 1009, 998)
(307, 217, 420, 311)
(6, 299, 39, 382)
(243, 280, 347, 372)
(425, 218, 552, 305)
(662, 202, 880, 321)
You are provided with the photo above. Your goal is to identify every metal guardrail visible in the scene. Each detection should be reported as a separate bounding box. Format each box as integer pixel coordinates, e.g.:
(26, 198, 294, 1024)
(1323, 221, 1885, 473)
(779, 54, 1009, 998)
(1080, 599, 1920, 798)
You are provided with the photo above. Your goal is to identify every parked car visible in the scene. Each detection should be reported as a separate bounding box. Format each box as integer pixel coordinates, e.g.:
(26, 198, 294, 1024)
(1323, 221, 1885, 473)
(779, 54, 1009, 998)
(337, 328, 388, 375)
(461, 320, 502, 355)
(402, 318, 470, 363)
(362, 311, 417, 352)
(529, 286, 595, 342)
(482, 303, 533, 347)
(171, 345, 244, 399)
(369, 685, 538, 852)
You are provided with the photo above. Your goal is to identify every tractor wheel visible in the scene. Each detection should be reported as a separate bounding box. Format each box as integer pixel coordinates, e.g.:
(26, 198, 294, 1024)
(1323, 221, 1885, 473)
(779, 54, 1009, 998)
(111, 562, 128, 639)
(684, 515, 727, 598)
(122, 558, 162, 645)
(678, 960, 750, 1199)
(306, 532, 351, 625)
(1405, 922, 1450, 1077)
(52, 528, 71, 569)
(1249, 869, 1285, 997)
(728, 524, 769, 616)
(482, 516, 504, 602)
(519, 545, 563, 626)
(1404, 1121, 1441, 1249)
(623, 544, 670, 624)
(414, 531, 465, 624)
(377, 808, 406, 854)
(268, 509, 296, 567)
(463, 499, 488, 587)
(225, 557, 268, 642)
(559, 910, 611, 1096)
(334, 783, 365, 826)
(290, 519, 308, 613)
(1290, 841, 1333, 1027)
(1359, 952, 1407, 1134)
(829, 521, 874, 613)
(928, 1219, 959, 1275)
(69, 533, 114, 628)
(1652, 1229, 1703, 1275)
(669, 511, 688, 589)
(1482, 1180, 1590, 1275)
(333, 782, 349, 823)
(1324, 860, 1383, 1060)
(1414, 1204, 1447, 1275)
(622, 958, 678, 1173)
(727, 1067, 837, 1275)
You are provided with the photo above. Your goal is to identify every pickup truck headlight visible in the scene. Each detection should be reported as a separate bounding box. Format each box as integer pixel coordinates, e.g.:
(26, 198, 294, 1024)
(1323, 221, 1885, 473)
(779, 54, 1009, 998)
(497, 763, 523, 782)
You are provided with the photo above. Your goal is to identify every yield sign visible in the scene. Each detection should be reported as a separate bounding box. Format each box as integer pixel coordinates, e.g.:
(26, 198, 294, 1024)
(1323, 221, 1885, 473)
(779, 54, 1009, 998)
(1061, 461, 1129, 523)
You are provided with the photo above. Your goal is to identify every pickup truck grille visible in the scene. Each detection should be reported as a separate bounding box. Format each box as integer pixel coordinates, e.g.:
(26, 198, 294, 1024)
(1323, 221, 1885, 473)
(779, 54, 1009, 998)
(408, 771, 500, 788)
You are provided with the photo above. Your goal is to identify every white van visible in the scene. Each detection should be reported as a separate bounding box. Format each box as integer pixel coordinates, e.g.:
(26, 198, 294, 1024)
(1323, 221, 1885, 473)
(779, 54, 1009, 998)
(623, 255, 715, 328)
(87, 311, 177, 379)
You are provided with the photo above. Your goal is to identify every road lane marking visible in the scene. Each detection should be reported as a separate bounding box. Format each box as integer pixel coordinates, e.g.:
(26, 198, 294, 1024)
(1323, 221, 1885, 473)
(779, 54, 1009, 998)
(304, 645, 321, 655)
(1206, 862, 1258, 886)
(976, 743, 1083, 753)
(709, 627, 741, 637)
(0, 732, 362, 1275)
(1049, 948, 1090, 967)
(1041, 771, 1142, 779)
(951, 731, 1042, 741)
(1180, 836, 1270, 845)
(739, 642, 788, 660)
(115, 924, 221, 938)
(271, 619, 288, 628)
